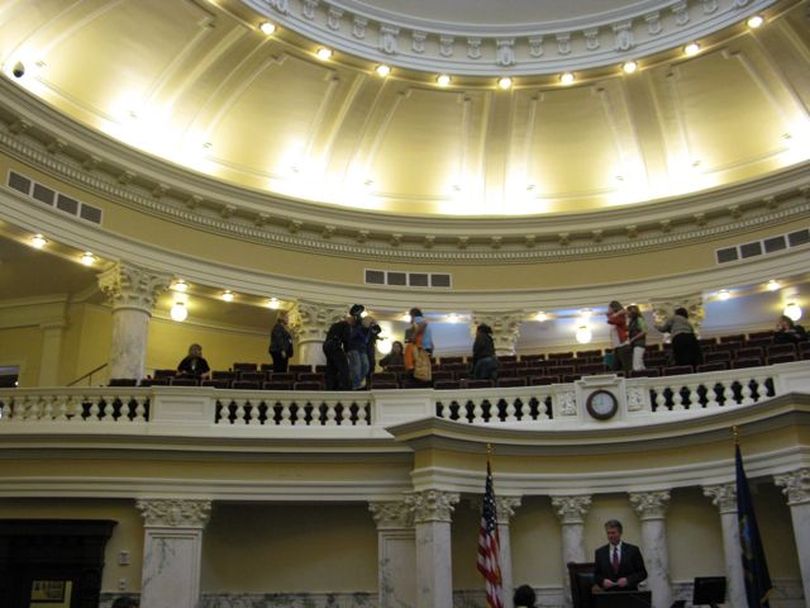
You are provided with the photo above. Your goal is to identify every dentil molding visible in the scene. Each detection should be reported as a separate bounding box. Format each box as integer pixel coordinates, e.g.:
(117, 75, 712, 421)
(241, 0, 776, 75)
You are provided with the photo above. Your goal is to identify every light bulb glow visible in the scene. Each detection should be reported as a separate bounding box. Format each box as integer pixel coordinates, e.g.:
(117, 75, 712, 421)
(747, 15, 764, 28)
(497, 77, 512, 90)
(221, 290, 234, 302)
(29, 234, 47, 249)
(560, 72, 575, 85)
(172, 280, 188, 293)
(170, 302, 188, 322)
(436, 74, 451, 87)
(622, 61, 638, 74)
(784, 302, 802, 322)
(766, 280, 781, 292)
(259, 22, 276, 34)
(684, 43, 701, 56)
(267, 297, 280, 309)
(575, 325, 593, 344)
(79, 251, 96, 266)
(316, 48, 333, 60)
(535, 311, 548, 322)
(376, 64, 391, 77)
(718, 289, 731, 301)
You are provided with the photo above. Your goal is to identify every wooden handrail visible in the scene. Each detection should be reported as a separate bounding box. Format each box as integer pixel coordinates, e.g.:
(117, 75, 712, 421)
(66, 363, 108, 387)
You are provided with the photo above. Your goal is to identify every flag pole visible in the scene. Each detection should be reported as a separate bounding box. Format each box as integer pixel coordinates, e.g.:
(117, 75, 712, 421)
(732, 425, 739, 446)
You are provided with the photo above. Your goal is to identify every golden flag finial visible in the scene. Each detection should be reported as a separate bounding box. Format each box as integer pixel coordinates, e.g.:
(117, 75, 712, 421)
(732, 425, 740, 446)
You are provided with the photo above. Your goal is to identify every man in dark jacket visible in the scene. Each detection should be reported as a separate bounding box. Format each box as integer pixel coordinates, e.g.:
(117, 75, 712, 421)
(269, 311, 294, 373)
(323, 307, 359, 390)
(594, 519, 647, 591)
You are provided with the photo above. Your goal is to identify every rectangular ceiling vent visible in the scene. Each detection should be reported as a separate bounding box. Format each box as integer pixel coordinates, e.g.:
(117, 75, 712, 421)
(716, 227, 809, 265)
(7, 170, 103, 225)
(365, 268, 452, 289)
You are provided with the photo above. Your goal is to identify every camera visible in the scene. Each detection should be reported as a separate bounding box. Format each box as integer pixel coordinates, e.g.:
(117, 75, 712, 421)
(11, 62, 25, 78)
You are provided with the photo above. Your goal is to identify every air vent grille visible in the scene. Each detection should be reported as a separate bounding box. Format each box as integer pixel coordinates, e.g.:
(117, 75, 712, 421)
(6, 170, 103, 225)
(716, 227, 808, 264)
(365, 269, 452, 289)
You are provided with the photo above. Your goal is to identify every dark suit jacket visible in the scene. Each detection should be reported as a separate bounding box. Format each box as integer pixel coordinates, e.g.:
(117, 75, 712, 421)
(594, 542, 647, 590)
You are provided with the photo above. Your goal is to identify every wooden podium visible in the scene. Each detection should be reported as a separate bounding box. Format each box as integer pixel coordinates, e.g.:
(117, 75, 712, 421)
(591, 589, 652, 608)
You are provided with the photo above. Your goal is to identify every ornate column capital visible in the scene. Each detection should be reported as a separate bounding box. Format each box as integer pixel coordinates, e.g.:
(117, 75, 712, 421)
(551, 495, 592, 524)
(629, 490, 671, 520)
(651, 295, 705, 334)
(288, 300, 347, 341)
(495, 496, 522, 525)
(471, 310, 525, 355)
(703, 483, 737, 514)
(774, 468, 810, 505)
(369, 500, 414, 529)
(98, 262, 171, 314)
(136, 498, 212, 528)
(407, 490, 460, 523)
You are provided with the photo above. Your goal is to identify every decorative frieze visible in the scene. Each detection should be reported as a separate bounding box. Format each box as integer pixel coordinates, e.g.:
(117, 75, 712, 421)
(136, 498, 212, 528)
(369, 500, 414, 528)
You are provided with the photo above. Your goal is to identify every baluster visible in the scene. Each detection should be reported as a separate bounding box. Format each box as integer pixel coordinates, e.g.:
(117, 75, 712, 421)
(357, 401, 369, 426)
(705, 382, 719, 408)
(55, 395, 69, 421)
(42, 396, 54, 421)
(247, 400, 260, 425)
(133, 398, 146, 422)
(504, 398, 517, 423)
(671, 385, 684, 411)
(234, 400, 246, 425)
(325, 401, 337, 426)
(537, 395, 551, 421)
(472, 399, 484, 423)
(717, 383, 731, 407)
(686, 383, 701, 409)
(87, 395, 101, 421)
(280, 401, 292, 426)
(654, 386, 668, 412)
(740, 378, 754, 406)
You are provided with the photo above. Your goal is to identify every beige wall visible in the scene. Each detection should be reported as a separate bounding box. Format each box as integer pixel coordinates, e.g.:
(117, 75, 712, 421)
(0, 326, 41, 386)
(511, 496, 563, 587)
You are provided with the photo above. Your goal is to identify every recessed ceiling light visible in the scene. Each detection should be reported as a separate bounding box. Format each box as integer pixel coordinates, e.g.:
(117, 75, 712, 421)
(622, 61, 638, 74)
(436, 74, 451, 87)
(497, 77, 512, 90)
(172, 280, 188, 293)
(535, 311, 548, 322)
(221, 290, 235, 302)
(267, 297, 280, 309)
(766, 279, 781, 292)
(684, 42, 701, 57)
(259, 22, 276, 35)
(747, 15, 764, 29)
(29, 234, 47, 249)
(560, 72, 575, 85)
(718, 289, 731, 301)
(170, 302, 188, 322)
(376, 64, 391, 77)
(79, 251, 96, 266)
(316, 47, 333, 61)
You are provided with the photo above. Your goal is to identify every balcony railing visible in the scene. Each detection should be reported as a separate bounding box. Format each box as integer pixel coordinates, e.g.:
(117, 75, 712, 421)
(0, 362, 808, 436)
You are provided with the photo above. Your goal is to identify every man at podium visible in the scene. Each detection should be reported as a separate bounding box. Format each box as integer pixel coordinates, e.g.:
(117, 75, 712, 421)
(594, 519, 648, 591)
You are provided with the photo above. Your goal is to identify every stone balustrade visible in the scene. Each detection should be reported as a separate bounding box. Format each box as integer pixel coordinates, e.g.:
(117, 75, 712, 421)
(0, 361, 807, 436)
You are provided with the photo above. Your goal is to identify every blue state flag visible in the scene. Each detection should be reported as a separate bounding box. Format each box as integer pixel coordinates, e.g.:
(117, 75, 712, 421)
(735, 444, 773, 608)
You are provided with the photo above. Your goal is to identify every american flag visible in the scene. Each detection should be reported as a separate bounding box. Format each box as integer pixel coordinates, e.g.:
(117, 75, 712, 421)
(477, 459, 504, 608)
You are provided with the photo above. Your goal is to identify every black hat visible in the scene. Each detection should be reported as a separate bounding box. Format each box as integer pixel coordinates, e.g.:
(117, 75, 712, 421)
(349, 304, 365, 317)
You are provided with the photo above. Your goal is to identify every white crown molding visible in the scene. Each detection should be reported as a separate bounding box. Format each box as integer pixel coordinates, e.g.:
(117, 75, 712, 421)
(0, 77, 808, 264)
(241, 0, 777, 75)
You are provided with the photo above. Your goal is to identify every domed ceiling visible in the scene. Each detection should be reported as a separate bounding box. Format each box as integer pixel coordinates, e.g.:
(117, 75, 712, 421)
(1, 0, 808, 217)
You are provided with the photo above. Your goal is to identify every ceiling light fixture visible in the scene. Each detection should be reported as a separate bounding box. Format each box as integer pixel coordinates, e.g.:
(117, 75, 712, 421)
(259, 21, 276, 35)
(267, 297, 280, 309)
(560, 72, 575, 85)
(316, 47, 333, 61)
(535, 311, 548, 322)
(718, 289, 731, 301)
(79, 251, 96, 266)
(684, 42, 701, 57)
(766, 279, 781, 292)
(575, 325, 593, 345)
(436, 74, 451, 87)
(172, 280, 188, 293)
(221, 290, 234, 302)
(29, 234, 47, 249)
(746, 15, 764, 29)
(170, 302, 188, 322)
(497, 77, 512, 90)
(622, 61, 638, 74)
(376, 64, 391, 77)
(783, 302, 802, 322)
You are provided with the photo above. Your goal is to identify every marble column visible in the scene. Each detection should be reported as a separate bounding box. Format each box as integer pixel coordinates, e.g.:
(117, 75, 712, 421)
(37, 321, 65, 386)
(136, 498, 211, 608)
(288, 300, 347, 367)
(496, 496, 523, 605)
(774, 468, 810, 606)
(703, 483, 746, 608)
(408, 490, 460, 608)
(98, 263, 170, 380)
(471, 311, 524, 356)
(629, 490, 672, 608)
(651, 295, 705, 336)
(370, 500, 416, 608)
(552, 495, 592, 608)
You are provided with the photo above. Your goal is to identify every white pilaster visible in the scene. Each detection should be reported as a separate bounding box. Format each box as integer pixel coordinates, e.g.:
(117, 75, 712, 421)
(496, 495, 522, 605)
(703, 483, 746, 608)
(629, 490, 672, 608)
(552, 495, 592, 608)
(408, 490, 459, 608)
(37, 321, 65, 386)
(288, 300, 347, 367)
(774, 468, 810, 606)
(98, 263, 170, 380)
(471, 311, 524, 356)
(136, 498, 212, 608)
(369, 500, 416, 608)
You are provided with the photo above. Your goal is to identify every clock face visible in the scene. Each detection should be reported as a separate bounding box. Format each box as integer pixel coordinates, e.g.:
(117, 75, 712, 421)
(586, 389, 618, 420)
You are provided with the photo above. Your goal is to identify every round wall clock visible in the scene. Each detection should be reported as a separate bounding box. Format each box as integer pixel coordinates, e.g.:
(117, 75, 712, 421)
(586, 389, 619, 420)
